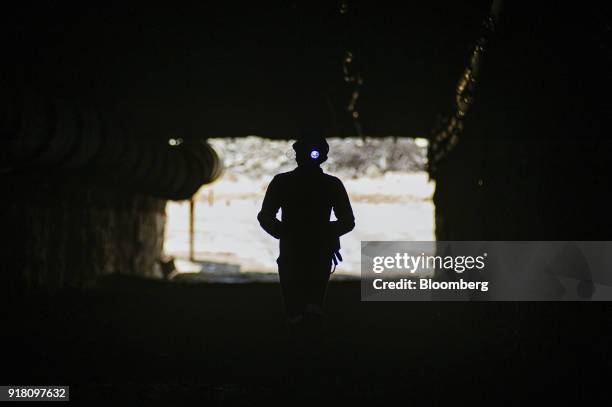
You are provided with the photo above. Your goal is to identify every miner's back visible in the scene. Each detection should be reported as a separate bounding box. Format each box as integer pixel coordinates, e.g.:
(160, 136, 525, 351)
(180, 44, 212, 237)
(276, 168, 339, 235)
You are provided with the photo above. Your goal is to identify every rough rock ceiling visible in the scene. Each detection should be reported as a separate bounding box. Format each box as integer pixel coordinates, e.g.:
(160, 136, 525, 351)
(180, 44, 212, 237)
(2, 2, 491, 139)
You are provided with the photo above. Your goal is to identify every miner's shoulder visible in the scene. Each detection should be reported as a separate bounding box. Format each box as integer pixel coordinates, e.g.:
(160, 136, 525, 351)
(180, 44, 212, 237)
(270, 171, 294, 185)
(273, 171, 294, 180)
(323, 172, 345, 186)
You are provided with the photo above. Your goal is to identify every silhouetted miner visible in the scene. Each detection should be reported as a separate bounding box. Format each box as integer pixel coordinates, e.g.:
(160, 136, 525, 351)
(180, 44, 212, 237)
(257, 136, 355, 334)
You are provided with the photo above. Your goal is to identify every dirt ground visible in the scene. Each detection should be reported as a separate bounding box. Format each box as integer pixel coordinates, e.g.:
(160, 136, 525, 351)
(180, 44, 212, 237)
(2, 275, 610, 404)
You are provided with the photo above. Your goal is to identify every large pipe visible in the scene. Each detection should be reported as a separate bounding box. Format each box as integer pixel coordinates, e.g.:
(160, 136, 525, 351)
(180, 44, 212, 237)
(3, 87, 222, 200)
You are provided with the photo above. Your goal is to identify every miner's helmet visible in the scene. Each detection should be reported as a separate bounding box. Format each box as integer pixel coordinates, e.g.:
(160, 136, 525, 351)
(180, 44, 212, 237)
(292, 136, 330, 165)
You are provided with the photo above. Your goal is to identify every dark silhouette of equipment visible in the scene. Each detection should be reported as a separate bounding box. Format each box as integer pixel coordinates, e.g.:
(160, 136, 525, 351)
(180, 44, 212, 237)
(3, 87, 221, 200)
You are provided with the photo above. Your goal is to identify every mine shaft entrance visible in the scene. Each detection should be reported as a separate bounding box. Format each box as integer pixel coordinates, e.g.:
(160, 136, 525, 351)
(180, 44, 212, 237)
(164, 136, 434, 281)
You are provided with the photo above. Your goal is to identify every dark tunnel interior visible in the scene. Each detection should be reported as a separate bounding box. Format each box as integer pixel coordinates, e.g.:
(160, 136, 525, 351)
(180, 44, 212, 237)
(1, 1, 612, 403)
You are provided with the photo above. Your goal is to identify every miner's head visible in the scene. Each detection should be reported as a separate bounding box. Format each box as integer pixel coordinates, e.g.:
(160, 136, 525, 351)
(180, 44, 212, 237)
(292, 136, 329, 167)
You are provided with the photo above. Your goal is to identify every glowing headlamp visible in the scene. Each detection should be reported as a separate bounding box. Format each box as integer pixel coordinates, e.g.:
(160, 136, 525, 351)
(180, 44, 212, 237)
(310, 150, 320, 160)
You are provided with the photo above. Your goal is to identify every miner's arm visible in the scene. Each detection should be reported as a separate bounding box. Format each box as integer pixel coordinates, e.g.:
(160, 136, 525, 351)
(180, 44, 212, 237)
(257, 175, 283, 239)
(330, 178, 355, 238)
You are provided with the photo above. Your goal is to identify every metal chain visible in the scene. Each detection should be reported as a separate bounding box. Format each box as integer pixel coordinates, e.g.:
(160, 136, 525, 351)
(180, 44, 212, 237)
(427, 3, 502, 178)
(339, 0, 365, 139)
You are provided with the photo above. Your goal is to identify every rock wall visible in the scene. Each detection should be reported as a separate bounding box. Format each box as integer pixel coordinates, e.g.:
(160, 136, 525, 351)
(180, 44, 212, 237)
(431, 3, 612, 241)
(0, 174, 166, 295)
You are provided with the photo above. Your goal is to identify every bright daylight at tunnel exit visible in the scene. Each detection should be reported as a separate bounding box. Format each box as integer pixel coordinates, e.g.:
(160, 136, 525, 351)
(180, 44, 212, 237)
(165, 136, 434, 281)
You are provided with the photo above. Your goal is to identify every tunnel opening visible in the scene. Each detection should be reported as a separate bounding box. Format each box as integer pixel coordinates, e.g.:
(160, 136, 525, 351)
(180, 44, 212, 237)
(164, 136, 434, 282)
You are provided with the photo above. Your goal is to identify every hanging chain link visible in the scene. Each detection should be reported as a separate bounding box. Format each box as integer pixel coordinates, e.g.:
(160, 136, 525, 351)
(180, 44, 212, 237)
(427, 6, 500, 178)
(339, 0, 365, 139)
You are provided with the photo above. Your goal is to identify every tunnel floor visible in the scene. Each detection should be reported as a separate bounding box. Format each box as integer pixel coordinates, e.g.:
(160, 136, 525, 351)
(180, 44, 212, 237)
(2, 276, 610, 403)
